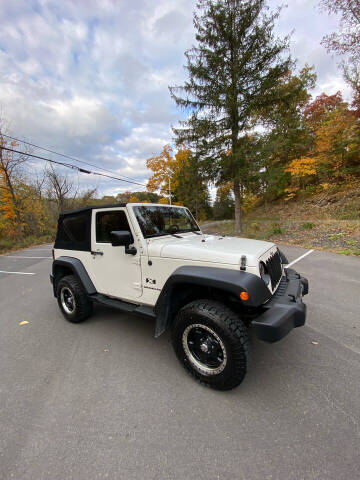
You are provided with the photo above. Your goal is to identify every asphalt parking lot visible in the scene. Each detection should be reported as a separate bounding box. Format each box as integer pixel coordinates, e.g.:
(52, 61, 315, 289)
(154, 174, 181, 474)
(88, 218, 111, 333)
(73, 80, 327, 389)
(0, 243, 359, 480)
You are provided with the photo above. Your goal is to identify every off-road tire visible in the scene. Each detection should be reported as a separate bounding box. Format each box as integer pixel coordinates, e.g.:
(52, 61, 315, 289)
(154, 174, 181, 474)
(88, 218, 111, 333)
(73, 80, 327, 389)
(57, 275, 93, 323)
(171, 299, 250, 391)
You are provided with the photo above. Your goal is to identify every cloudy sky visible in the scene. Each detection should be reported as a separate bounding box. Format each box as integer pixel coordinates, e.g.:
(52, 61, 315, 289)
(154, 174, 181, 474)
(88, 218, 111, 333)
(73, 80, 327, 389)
(0, 0, 348, 196)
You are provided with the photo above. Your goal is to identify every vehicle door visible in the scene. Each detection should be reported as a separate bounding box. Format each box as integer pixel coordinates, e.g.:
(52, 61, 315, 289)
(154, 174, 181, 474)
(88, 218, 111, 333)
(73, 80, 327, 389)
(90, 208, 142, 300)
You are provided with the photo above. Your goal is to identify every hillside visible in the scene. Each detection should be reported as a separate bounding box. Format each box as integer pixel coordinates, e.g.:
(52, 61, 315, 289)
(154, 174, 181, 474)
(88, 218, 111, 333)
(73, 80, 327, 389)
(202, 183, 360, 256)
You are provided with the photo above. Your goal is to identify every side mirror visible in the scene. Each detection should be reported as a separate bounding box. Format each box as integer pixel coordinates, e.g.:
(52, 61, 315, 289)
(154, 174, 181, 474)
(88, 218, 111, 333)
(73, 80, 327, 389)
(110, 230, 137, 255)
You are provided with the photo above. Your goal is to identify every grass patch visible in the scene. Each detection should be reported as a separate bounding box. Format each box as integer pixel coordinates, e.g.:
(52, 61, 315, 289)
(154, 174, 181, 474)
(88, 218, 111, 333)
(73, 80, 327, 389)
(301, 222, 315, 230)
(268, 223, 285, 235)
(335, 202, 360, 220)
(337, 248, 360, 256)
(0, 235, 54, 255)
(328, 232, 346, 241)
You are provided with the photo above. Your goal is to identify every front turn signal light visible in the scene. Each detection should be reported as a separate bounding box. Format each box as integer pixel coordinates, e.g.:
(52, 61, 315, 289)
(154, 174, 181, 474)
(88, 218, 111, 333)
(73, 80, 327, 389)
(240, 291, 250, 301)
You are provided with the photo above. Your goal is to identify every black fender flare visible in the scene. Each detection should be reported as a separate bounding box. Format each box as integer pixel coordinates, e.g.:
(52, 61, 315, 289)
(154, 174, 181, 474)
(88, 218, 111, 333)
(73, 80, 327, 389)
(154, 265, 271, 337)
(52, 256, 96, 296)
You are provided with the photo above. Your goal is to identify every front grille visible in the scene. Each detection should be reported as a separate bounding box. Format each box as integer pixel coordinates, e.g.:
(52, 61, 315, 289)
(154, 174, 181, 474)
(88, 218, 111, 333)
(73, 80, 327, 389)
(265, 250, 282, 290)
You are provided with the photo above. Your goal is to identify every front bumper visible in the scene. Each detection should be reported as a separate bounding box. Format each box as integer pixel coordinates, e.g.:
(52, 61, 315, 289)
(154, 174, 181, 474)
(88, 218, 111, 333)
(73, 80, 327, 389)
(252, 268, 308, 343)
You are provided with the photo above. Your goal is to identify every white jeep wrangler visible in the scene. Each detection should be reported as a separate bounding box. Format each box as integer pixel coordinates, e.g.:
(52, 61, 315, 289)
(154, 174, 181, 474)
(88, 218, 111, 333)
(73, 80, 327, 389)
(51, 203, 308, 390)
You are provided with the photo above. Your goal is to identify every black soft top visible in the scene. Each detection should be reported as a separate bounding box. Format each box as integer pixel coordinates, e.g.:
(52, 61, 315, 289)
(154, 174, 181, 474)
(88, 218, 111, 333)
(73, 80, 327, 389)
(60, 203, 126, 217)
(55, 203, 126, 251)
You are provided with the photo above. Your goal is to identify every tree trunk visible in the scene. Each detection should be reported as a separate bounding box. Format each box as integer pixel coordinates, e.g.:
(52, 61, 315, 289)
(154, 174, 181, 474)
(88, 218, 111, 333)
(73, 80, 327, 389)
(3, 167, 23, 239)
(195, 176, 198, 219)
(233, 179, 242, 234)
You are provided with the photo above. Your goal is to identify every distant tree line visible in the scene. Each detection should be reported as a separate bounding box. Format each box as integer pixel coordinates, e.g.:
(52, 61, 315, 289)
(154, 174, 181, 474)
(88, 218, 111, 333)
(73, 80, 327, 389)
(0, 123, 163, 249)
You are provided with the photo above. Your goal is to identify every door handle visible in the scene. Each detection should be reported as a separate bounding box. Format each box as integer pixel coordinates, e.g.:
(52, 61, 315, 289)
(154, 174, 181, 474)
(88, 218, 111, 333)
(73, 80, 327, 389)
(91, 250, 103, 256)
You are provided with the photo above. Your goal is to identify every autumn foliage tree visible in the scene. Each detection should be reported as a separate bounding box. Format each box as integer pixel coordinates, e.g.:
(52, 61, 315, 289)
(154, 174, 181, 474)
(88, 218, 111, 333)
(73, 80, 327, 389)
(0, 114, 110, 250)
(146, 144, 211, 218)
(0, 167, 18, 237)
(146, 144, 175, 200)
(285, 91, 360, 191)
(0, 131, 28, 238)
(0, 136, 60, 244)
(304, 91, 345, 128)
(314, 106, 360, 178)
(285, 157, 317, 191)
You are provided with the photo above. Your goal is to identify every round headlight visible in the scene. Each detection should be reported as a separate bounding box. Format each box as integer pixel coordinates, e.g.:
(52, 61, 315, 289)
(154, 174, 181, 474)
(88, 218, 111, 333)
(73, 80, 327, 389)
(259, 262, 270, 286)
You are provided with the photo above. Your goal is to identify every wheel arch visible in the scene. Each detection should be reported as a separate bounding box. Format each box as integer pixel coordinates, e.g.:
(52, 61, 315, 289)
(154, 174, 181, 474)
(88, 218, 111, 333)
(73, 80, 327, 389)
(52, 256, 96, 297)
(154, 265, 271, 337)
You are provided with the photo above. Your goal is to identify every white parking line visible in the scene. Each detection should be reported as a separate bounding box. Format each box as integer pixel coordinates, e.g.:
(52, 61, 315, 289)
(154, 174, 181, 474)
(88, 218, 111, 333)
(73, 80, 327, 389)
(286, 249, 314, 268)
(6, 256, 52, 259)
(0, 270, 35, 275)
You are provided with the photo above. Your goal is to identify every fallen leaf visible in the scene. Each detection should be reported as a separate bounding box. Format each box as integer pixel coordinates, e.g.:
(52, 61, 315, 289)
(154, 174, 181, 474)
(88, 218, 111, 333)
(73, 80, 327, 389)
(104, 349, 109, 352)
(311, 341, 319, 345)
(19, 321, 29, 326)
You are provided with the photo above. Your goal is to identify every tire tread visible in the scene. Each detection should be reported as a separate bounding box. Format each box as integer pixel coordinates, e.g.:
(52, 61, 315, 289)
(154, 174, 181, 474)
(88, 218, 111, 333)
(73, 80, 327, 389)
(171, 299, 250, 390)
(57, 274, 93, 323)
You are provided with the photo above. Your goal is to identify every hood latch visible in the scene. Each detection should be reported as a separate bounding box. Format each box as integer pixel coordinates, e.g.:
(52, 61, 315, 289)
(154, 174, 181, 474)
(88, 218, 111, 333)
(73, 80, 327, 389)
(240, 255, 247, 271)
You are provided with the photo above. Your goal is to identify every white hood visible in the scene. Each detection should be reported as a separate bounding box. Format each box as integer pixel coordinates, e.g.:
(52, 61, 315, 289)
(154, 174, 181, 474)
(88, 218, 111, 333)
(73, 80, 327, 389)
(147, 233, 276, 267)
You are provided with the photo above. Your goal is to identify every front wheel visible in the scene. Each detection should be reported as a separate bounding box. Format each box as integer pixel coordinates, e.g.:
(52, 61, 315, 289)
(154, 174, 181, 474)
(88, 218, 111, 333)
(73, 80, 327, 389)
(171, 300, 250, 390)
(56, 275, 93, 323)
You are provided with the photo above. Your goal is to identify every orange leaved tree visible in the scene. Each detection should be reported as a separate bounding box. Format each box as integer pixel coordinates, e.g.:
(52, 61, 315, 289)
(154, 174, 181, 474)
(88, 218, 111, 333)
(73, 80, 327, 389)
(146, 145, 177, 201)
(0, 127, 28, 239)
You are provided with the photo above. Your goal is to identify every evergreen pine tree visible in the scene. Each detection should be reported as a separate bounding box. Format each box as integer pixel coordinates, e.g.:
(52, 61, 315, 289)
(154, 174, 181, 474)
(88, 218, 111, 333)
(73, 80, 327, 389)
(170, 0, 291, 232)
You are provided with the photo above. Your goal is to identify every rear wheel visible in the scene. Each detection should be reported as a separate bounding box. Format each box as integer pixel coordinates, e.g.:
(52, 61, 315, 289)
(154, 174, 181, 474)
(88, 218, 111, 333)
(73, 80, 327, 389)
(57, 275, 93, 323)
(171, 299, 250, 390)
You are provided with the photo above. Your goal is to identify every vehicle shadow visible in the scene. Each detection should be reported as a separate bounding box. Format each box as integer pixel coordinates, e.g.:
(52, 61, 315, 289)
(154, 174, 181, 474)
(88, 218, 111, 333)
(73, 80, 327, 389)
(85, 303, 309, 396)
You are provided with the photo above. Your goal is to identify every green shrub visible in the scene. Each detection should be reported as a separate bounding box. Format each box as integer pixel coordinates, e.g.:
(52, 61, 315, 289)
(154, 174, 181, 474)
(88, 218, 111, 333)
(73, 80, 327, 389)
(269, 223, 284, 235)
(301, 222, 315, 230)
(345, 239, 357, 246)
(328, 232, 345, 241)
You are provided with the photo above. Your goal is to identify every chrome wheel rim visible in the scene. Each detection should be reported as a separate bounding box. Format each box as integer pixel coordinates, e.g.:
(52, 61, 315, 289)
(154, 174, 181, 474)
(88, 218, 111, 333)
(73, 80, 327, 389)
(60, 287, 75, 314)
(182, 324, 227, 375)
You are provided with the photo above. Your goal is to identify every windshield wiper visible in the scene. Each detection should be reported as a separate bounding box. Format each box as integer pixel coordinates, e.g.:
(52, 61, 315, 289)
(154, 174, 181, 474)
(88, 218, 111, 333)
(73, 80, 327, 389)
(168, 232, 183, 238)
(192, 231, 201, 235)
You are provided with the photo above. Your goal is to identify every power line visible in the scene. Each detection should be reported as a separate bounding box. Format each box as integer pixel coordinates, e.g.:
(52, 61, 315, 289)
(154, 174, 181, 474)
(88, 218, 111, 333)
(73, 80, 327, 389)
(1, 133, 146, 185)
(0, 145, 81, 170)
(0, 145, 148, 187)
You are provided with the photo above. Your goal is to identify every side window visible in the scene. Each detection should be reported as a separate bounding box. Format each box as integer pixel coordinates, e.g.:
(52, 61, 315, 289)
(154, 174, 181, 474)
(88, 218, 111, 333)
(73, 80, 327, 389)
(61, 215, 87, 242)
(96, 210, 131, 243)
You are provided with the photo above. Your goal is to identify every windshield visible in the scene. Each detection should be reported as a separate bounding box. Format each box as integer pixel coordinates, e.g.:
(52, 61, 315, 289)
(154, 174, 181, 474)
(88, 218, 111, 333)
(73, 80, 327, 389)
(133, 205, 200, 238)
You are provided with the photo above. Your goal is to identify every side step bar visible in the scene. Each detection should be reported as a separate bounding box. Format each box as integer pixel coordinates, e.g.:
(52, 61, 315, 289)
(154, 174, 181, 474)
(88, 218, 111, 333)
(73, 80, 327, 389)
(89, 293, 156, 319)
